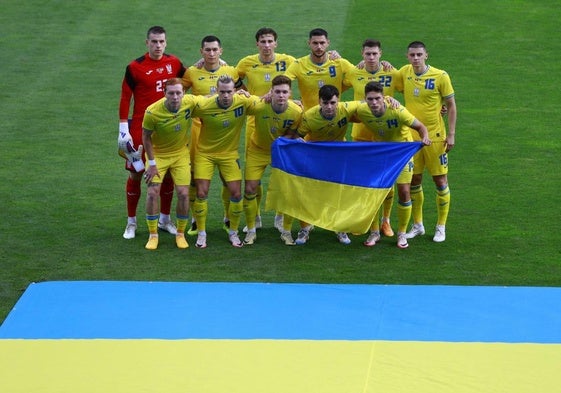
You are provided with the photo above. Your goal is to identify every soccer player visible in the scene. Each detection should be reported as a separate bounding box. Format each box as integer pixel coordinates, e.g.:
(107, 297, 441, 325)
(118, 26, 186, 240)
(236, 27, 296, 232)
(242, 75, 303, 245)
(288, 84, 361, 245)
(343, 39, 401, 238)
(182, 35, 242, 235)
(396, 41, 456, 242)
(191, 75, 255, 249)
(141, 78, 200, 250)
(236, 27, 296, 100)
(285, 28, 354, 111)
(352, 81, 431, 249)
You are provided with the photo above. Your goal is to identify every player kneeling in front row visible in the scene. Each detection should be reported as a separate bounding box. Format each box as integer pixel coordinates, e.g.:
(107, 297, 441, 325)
(142, 78, 199, 250)
(352, 81, 431, 248)
(242, 75, 303, 245)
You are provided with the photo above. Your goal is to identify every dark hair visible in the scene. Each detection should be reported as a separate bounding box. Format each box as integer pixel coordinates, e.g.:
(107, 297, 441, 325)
(271, 75, 291, 88)
(407, 41, 426, 50)
(147, 26, 166, 38)
(255, 27, 278, 41)
(309, 28, 328, 39)
(318, 84, 339, 101)
(362, 39, 381, 49)
(201, 35, 221, 48)
(364, 81, 384, 95)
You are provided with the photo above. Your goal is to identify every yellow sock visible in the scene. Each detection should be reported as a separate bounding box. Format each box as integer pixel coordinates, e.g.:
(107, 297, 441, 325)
(256, 183, 263, 217)
(370, 209, 381, 232)
(282, 214, 294, 232)
(221, 186, 230, 221)
(176, 214, 189, 234)
(228, 198, 243, 231)
(436, 184, 450, 226)
(410, 185, 424, 224)
(189, 183, 196, 219)
(243, 193, 257, 230)
(193, 198, 208, 232)
(397, 200, 412, 233)
(146, 214, 159, 235)
(383, 186, 394, 220)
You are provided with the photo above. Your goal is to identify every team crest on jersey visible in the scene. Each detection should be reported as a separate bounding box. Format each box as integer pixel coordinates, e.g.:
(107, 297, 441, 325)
(270, 126, 278, 135)
(414, 88, 420, 96)
(265, 73, 271, 82)
(222, 120, 230, 128)
(175, 124, 182, 131)
(166, 64, 173, 74)
(318, 80, 325, 88)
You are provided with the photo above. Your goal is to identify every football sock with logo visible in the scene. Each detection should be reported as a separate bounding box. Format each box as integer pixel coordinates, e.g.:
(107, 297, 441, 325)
(228, 197, 244, 232)
(126, 177, 141, 218)
(410, 184, 424, 224)
(243, 193, 257, 230)
(159, 174, 174, 216)
(193, 198, 208, 232)
(436, 184, 450, 226)
(397, 200, 412, 234)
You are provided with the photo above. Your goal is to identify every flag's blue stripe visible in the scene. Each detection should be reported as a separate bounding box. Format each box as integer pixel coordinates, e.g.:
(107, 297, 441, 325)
(271, 138, 422, 189)
(2, 281, 561, 343)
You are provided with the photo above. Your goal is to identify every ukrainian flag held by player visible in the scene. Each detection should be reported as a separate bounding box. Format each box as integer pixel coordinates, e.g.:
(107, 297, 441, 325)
(266, 138, 422, 234)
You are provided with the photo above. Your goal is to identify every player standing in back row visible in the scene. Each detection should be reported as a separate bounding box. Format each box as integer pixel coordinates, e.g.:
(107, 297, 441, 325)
(118, 26, 186, 239)
(236, 27, 296, 232)
(396, 41, 457, 242)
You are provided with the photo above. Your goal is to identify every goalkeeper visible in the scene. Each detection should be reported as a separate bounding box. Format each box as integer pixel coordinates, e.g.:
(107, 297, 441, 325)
(118, 25, 186, 240)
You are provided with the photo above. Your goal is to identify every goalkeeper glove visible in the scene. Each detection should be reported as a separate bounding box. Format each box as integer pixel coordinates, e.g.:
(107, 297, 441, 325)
(117, 122, 145, 171)
(117, 121, 132, 153)
(129, 145, 144, 171)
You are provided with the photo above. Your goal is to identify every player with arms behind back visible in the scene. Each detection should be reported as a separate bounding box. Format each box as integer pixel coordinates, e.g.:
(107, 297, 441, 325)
(118, 26, 186, 240)
(285, 28, 354, 111)
(236, 27, 296, 231)
(181, 35, 242, 235)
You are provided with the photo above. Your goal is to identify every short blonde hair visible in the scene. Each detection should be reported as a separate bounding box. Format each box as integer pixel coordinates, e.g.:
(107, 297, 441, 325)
(217, 75, 235, 86)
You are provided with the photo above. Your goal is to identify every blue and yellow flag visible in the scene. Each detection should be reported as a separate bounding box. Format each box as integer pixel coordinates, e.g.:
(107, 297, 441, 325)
(266, 138, 422, 233)
(2, 281, 561, 393)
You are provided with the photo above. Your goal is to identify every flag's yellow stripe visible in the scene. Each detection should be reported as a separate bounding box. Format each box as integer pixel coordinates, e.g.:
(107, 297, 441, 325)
(266, 168, 390, 233)
(1, 339, 559, 393)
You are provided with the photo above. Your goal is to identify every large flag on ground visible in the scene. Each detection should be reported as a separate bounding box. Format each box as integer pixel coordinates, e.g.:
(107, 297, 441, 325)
(266, 138, 423, 234)
(1, 281, 560, 393)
